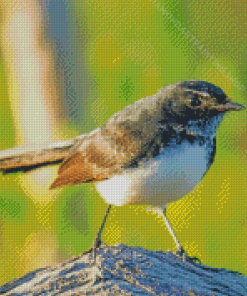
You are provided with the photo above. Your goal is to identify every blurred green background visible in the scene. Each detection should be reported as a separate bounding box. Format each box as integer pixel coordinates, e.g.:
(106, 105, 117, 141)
(0, 0, 246, 285)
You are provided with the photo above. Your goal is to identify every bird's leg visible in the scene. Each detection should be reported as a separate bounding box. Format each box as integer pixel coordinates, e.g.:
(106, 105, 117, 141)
(162, 205, 200, 263)
(92, 204, 112, 263)
(162, 205, 184, 253)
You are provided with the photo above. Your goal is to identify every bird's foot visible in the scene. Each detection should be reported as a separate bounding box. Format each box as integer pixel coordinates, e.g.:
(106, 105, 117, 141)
(92, 238, 107, 263)
(172, 246, 201, 263)
(83, 239, 107, 266)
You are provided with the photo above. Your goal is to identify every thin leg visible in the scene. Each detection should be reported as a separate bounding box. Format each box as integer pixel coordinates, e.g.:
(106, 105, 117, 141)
(162, 205, 200, 263)
(162, 205, 184, 254)
(92, 204, 112, 262)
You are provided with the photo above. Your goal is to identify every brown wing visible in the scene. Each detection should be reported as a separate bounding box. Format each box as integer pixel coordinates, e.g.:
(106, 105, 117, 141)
(50, 112, 169, 190)
(50, 130, 123, 189)
(50, 152, 110, 189)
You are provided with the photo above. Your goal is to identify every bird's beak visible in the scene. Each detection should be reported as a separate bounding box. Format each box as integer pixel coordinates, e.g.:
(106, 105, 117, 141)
(216, 99, 246, 112)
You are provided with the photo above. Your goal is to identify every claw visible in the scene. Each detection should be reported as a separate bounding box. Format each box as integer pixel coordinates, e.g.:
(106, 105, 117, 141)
(174, 246, 201, 263)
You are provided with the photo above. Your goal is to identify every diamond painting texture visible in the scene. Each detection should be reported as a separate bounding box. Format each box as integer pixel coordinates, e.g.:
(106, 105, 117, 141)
(0, 0, 246, 289)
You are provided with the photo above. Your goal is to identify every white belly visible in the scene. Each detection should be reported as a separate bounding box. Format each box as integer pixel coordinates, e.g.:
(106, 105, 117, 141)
(96, 140, 209, 207)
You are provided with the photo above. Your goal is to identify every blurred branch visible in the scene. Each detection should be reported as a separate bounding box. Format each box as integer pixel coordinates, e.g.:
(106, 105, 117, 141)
(0, 0, 67, 273)
(0, 0, 63, 146)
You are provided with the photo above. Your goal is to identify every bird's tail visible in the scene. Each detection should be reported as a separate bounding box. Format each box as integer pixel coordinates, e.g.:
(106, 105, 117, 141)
(0, 137, 84, 175)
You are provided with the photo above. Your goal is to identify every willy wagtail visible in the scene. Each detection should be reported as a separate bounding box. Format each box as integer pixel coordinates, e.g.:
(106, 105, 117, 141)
(0, 80, 245, 261)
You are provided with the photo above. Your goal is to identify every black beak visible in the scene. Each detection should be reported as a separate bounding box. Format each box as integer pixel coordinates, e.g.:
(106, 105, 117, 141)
(216, 99, 246, 112)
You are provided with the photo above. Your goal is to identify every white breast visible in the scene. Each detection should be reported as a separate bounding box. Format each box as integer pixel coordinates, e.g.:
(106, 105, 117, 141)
(96, 139, 209, 207)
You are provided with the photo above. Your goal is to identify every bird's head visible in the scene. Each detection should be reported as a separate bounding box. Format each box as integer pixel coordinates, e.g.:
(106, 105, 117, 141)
(159, 80, 245, 124)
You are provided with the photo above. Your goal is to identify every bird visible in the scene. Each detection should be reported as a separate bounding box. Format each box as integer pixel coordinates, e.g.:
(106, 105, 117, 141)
(0, 80, 245, 262)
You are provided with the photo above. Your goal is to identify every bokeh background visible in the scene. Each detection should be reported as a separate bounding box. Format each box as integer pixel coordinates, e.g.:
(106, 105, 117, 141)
(0, 0, 246, 285)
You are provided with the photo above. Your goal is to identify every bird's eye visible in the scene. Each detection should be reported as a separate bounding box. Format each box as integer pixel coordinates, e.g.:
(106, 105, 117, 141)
(190, 96, 201, 106)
